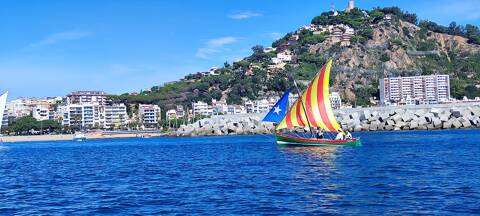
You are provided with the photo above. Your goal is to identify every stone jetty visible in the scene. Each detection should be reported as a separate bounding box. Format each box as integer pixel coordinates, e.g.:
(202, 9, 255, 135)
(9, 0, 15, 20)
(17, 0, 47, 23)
(175, 103, 480, 136)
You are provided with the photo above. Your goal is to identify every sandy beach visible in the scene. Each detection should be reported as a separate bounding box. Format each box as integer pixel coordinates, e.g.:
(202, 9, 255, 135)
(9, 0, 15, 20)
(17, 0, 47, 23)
(0, 132, 164, 143)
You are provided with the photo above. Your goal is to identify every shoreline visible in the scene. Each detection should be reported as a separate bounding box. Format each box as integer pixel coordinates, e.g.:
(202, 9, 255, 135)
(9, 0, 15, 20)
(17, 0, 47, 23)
(0, 132, 164, 143)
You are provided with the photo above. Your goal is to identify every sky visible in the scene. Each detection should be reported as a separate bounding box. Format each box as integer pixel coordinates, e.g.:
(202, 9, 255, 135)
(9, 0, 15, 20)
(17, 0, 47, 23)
(1, 0, 479, 100)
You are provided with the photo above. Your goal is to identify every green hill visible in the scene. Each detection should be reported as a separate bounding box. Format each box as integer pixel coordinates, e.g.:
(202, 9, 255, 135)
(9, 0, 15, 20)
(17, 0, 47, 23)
(112, 6, 480, 110)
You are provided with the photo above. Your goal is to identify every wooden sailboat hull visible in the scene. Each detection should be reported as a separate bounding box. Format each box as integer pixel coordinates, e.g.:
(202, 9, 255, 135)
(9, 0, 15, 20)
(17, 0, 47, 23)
(276, 133, 361, 147)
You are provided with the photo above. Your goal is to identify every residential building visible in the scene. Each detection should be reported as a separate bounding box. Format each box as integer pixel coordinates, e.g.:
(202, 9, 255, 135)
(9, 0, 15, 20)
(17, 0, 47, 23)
(379, 75, 451, 105)
(32, 106, 50, 121)
(192, 101, 212, 117)
(66, 91, 109, 105)
(330, 92, 342, 109)
(176, 105, 185, 118)
(139, 104, 161, 127)
(104, 104, 128, 129)
(212, 100, 228, 114)
(1, 111, 8, 129)
(166, 109, 177, 120)
(61, 104, 105, 128)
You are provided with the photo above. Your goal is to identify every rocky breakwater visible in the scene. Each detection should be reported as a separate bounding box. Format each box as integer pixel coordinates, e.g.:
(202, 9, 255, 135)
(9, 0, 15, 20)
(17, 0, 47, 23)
(175, 113, 275, 136)
(337, 103, 480, 132)
(175, 103, 480, 136)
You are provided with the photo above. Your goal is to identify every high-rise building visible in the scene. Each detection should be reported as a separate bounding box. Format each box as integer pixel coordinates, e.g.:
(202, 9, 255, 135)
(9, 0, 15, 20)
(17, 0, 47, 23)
(379, 75, 450, 105)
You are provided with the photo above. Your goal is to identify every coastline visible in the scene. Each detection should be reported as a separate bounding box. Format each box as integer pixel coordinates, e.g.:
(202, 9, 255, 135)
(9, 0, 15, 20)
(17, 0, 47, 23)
(0, 132, 163, 143)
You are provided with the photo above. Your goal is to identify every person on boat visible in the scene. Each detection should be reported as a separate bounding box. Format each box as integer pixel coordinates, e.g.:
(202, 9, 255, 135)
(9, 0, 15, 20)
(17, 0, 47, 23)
(345, 131, 353, 140)
(335, 131, 345, 140)
(315, 128, 324, 139)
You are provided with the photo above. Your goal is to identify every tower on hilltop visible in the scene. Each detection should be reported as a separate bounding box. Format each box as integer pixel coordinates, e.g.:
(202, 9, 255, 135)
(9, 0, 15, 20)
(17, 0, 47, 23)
(346, 0, 355, 12)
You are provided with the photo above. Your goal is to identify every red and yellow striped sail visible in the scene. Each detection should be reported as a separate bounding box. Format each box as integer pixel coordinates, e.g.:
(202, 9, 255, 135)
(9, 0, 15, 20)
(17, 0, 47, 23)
(276, 59, 341, 133)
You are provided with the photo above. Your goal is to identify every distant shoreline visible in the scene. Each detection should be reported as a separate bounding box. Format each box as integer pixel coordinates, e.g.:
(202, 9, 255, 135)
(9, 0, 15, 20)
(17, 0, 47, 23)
(0, 132, 163, 143)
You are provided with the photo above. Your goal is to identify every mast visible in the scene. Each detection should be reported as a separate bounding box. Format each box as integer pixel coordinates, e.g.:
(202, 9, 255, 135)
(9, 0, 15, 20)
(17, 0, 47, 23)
(292, 79, 315, 138)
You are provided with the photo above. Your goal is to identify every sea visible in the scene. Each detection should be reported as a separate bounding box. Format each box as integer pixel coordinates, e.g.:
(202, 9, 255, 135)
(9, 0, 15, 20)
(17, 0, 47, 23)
(0, 129, 479, 215)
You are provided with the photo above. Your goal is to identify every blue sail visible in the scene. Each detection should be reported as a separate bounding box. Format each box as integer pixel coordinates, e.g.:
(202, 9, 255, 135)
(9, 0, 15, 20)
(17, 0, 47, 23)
(262, 89, 291, 123)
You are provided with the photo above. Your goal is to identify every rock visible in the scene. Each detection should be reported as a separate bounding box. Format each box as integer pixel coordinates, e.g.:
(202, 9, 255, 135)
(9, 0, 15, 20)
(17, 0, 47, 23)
(391, 114, 402, 122)
(409, 121, 418, 129)
(462, 119, 472, 128)
(433, 118, 442, 128)
(415, 109, 426, 117)
(402, 111, 414, 122)
(451, 108, 462, 118)
(379, 113, 390, 122)
(424, 113, 434, 122)
(354, 125, 363, 132)
(452, 119, 462, 128)
(439, 114, 449, 122)
(443, 120, 452, 129)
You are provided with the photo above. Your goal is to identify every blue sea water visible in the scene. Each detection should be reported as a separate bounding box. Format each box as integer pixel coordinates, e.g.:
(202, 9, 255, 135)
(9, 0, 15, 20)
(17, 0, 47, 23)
(1, 129, 479, 215)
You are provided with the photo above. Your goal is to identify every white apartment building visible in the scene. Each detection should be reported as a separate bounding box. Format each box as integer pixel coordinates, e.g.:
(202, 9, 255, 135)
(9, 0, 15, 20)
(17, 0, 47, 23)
(244, 99, 276, 113)
(66, 91, 109, 105)
(139, 104, 160, 127)
(104, 104, 127, 129)
(61, 104, 105, 128)
(330, 92, 342, 109)
(192, 101, 212, 117)
(379, 75, 450, 105)
(32, 106, 50, 121)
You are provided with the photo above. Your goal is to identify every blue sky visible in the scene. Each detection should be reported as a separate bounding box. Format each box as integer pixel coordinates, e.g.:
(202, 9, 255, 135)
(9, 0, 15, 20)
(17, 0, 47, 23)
(1, 0, 479, 99)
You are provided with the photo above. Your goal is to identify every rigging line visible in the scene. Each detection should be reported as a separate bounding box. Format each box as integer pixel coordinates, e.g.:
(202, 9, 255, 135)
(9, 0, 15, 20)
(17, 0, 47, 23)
(292, 79, 314, 138)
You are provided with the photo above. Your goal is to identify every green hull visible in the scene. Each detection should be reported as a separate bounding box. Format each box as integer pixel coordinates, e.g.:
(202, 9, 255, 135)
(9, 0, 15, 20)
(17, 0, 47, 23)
(276, 134, 361, 147)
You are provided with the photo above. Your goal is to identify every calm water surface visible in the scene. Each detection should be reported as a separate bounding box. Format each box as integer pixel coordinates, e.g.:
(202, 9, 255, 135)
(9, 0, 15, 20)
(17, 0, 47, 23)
(1, 130, 479, 215)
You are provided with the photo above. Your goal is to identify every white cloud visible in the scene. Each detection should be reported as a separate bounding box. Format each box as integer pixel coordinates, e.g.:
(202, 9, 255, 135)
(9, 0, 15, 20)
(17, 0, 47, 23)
(196, 36, 239, 59)
(207, 36, 238, 46)
(26, 30, 93, 49)
(228, 11, 262, 20)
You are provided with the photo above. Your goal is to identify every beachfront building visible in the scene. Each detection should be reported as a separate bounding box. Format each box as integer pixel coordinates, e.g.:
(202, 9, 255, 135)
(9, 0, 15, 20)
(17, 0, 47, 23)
(1, 111, 8, 128)
(104, 104, 128, 129)
(66, 91, 109, 106)
(139, 104, 161, 128)
(330, 92, 342, 109)
(60, 104, 105, 128)
(379, 75, 451, 106)
(32, 106, 50, 121)
(192, 101, 212, 117)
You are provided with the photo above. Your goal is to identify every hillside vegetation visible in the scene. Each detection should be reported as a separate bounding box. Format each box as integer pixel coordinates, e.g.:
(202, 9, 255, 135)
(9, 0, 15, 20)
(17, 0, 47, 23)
(112, 6, 480, 110)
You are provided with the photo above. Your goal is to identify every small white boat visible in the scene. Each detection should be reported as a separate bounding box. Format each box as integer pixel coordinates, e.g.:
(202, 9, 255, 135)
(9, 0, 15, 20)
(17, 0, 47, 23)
(74, 133, 87, 141)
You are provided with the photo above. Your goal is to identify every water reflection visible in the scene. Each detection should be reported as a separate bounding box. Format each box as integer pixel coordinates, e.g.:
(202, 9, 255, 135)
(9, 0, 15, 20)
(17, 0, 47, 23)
(279, 146, 342, 214)
(279, 146, 338, 159)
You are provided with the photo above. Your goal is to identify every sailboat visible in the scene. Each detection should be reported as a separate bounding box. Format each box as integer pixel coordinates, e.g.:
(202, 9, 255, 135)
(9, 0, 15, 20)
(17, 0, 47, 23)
(263, 60, 361, 147)
(0, 91, 8, 135)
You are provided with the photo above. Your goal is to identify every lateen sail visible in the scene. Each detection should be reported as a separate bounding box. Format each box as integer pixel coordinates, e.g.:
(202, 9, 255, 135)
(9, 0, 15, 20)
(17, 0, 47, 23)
(276, 60, 341, 133)
(0, 91, 8, 131)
